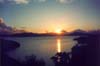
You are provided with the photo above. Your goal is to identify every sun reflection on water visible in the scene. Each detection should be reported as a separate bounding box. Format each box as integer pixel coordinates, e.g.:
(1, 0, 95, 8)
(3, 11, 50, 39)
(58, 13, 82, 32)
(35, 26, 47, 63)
(57, 39, 61, 53)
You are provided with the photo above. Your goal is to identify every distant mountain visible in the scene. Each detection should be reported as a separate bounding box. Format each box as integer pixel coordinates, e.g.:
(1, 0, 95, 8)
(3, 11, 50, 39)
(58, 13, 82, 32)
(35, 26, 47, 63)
(11, 33, 39, 37)
(1, 29, 100, 37)
(0, 32, 59, 37)
(68, 29, 88, 36)
(88, 30, 100, 34)
(11, 32, 64, 37)
(68, 29, 100, 36)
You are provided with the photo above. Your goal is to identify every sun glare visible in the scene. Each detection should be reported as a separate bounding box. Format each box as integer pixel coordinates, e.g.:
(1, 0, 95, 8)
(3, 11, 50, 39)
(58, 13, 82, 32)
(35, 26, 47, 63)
(55, 29, 62, 34)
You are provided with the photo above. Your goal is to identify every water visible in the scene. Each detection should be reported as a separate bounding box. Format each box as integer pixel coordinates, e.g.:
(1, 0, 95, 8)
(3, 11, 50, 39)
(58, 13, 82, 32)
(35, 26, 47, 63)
(6, 36, 77, 66)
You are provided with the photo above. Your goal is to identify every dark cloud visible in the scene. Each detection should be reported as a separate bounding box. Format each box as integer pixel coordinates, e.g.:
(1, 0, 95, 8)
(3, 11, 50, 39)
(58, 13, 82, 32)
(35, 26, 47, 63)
(0, 18, 14, 34)
(0, 18, 26, 34)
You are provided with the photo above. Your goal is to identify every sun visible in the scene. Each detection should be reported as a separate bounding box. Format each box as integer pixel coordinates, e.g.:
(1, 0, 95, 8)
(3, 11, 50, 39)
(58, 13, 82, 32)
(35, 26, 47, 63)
(55, 29, 62, 34)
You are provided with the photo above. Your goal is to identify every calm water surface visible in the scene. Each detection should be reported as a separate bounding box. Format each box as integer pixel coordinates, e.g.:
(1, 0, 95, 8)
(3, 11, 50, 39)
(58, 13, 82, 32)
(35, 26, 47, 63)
(7, 36, 77, 66)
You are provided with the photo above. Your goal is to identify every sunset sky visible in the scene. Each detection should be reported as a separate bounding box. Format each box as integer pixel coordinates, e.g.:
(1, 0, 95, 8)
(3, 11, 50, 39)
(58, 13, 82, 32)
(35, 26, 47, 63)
(0, 0, 100, 33)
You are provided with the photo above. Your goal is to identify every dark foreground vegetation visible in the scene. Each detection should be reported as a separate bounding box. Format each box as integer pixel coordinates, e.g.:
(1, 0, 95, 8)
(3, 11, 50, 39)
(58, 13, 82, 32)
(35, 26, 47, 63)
(51, 33, 100, 66)
(0, 32, 100, 66)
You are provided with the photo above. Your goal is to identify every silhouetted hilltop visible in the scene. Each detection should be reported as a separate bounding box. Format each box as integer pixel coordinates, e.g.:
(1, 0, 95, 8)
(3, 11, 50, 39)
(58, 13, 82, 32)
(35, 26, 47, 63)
(0, 39, 20, 51)
(68, 29, 88, 36)
(68, 29, 100, 36)
(0, 39, 21, 66)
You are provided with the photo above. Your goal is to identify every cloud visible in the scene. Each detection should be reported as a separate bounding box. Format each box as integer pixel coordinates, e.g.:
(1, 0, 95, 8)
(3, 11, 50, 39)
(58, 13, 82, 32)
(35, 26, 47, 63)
(0, 0, 30, 4)
(0, 0, 47, 4)
(34, 0, 46, 2)
(8, 0, 30, 4)
(56, 0, 74, 4)
(0, 18, 13, 34)
(0, 18, 26, 34)
(0, 0, 74, 4)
